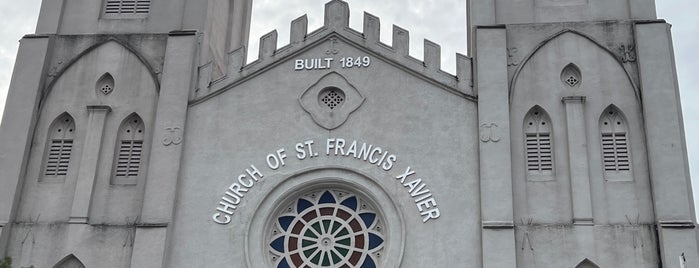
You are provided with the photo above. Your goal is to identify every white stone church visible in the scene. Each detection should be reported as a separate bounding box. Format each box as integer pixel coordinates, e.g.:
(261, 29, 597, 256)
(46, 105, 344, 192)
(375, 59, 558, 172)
(0, 0, 696, 267)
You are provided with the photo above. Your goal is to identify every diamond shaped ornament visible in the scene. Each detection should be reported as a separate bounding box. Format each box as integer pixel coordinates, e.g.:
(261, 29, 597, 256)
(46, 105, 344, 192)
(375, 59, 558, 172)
(299, 72, 365, 130)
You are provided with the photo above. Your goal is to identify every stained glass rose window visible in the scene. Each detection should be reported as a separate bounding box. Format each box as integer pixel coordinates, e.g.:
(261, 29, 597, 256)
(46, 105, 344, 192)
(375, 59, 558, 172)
(269, 189, 385, 268)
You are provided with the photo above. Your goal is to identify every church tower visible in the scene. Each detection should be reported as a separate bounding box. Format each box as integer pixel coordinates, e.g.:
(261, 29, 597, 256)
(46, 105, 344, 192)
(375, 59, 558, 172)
(0, 0, 252, 267)
(469, 0, 698, 267)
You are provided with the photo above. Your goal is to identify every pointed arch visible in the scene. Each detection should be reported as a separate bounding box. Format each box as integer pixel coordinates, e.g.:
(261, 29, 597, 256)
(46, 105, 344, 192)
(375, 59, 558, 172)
(42, 112, 76, 179)
(510, 29, 639, 100)
(575, 258, 600, 268)
(52, 254, 86, 268)
(599, 105, 632, 179)
(524, 106, 554, 176)
(112, 113, 145, 184)
(43, 38, 160, 102)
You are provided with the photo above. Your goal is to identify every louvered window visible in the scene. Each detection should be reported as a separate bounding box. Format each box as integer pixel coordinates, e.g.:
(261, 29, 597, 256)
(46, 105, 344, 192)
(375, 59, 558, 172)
(524, 106, 554, 176)
(46, 140, 73, 176)
(113, 114, 145, 184)
(44, 114, 75, 178)
(600, 107, 631, 176)
(104, 0, 151, 16)
(116, 140, 143, 177)
(526, 133, 552, 172)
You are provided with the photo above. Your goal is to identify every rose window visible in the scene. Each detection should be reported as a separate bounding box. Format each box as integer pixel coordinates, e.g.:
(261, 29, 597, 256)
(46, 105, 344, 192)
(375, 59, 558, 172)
(269, 190, 385, 268)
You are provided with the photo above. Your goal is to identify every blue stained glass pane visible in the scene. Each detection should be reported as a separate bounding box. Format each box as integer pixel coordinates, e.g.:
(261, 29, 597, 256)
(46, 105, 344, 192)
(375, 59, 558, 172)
(319, 191, 336, 204)
(368, 233, 384, 250)
(360, 256, 377, 268)
(297, 199, 313, 213)
(340, 196, 358, 211)
(277, 258, 291, 268)
(270, 237, 285, 253)
(359, 213, 376, 227)
(278, 216, 294, 231)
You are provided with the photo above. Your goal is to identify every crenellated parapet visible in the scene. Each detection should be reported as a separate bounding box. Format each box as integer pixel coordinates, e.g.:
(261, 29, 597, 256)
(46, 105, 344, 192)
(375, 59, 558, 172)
(192, 0, 473, 104)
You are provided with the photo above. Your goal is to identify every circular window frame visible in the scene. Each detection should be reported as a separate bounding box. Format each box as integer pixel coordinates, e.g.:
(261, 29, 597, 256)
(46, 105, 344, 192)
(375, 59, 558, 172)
(246, 168, 405, 268)
(268, 189, 385, 267)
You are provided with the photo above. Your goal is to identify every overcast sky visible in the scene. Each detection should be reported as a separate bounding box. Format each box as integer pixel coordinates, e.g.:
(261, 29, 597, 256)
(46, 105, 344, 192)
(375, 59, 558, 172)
(1, 0, 698, 217)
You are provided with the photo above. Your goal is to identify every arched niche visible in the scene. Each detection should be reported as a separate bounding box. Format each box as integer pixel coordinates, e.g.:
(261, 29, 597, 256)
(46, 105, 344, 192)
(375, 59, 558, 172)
(53, 254, 86, 268)
(561, 63, 582, 88)
(96, 72, 115, 95)
(575, 258, 600, 268)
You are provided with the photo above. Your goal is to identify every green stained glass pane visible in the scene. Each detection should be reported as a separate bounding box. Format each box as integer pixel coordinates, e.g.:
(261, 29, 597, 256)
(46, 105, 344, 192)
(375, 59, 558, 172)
(331, 221, 341, 234)
(322, 220, 331, 234)
(304, 229, 318, 239)
(322, 252, 331, 266)
(330, 250, 342, 263)
(304, 248, 317, 258)
(336, 227, 349, 237)
(302, 239, 316, 247)
(337, 238, 351, 246)
(335, 246, 349, 256)
(312, 222, 323, 234)
(310, 250, 322, 264)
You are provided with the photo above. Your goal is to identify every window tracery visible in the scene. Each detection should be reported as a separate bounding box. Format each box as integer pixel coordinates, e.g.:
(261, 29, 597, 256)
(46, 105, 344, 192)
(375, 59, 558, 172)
(269, 189, 385, 268)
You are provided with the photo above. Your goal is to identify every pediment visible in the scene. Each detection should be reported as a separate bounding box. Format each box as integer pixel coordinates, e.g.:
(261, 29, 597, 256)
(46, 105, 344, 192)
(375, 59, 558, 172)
(190, 0, 473, 105)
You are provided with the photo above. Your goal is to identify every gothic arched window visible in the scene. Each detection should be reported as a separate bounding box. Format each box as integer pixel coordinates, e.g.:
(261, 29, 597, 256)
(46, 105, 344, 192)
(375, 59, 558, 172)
(43, 113, 76, 179)
(600, 105, 631, 179)
(113, 114, 145, 184)
(524, 106, 554, 177)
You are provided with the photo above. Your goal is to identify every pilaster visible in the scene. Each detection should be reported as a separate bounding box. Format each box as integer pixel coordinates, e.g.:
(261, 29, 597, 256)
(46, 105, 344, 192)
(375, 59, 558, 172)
(130, 30, 198, 268)
(475, 26, 516, 268)
(562, 96, 593, 225)
(69, 105, 111, 223)
(635, 21, 699, 267)
(35, 1, 65, 34)
(0, 35, 52, 255)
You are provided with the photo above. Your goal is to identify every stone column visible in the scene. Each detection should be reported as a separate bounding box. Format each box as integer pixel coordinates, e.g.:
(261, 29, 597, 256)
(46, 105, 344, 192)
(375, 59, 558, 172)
(562, 96, 593, 225)
(635, 21, 699, 267)
(69, 105, 111, 223)
(476, 26, 517, 268)
(130, 30, 198, 268)
(0, 35, 52, 254)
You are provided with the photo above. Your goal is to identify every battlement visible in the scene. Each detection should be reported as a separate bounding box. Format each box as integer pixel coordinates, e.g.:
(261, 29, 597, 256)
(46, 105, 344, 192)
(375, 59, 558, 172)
(193, 0, 473, 103)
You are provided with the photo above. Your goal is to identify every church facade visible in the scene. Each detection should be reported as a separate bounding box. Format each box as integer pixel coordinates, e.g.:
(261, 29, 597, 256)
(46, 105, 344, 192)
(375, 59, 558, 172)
(0, 0, 697, 267)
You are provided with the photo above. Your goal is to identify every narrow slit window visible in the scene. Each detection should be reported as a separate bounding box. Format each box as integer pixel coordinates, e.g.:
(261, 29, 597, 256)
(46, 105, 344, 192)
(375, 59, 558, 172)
(524, 106, 554, 176)
(600, 106, 631, 176)
(44, 114, 76, 178)
(113, 114, 145, 184)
